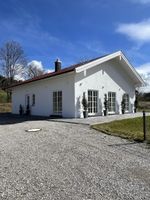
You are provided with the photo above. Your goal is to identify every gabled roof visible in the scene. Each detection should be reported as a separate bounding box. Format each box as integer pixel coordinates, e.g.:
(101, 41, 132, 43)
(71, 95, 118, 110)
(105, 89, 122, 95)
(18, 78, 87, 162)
(10, 55, 107, 88)
(75, 51, 144, 86)
(10, 51, 144, 88)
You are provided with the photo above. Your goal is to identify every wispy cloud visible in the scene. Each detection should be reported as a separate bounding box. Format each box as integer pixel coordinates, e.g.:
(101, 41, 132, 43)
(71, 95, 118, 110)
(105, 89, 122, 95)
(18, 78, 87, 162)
(0, 15, 59, 54)
(80, 40, 107, 55)
(136, 63, 150, 92)
(130, 0, 150, 4)
(0, 14, 77, 67)
(0, 3, 110, 68)
(116, 19, 150, 45)
(125, 46, 149, 66)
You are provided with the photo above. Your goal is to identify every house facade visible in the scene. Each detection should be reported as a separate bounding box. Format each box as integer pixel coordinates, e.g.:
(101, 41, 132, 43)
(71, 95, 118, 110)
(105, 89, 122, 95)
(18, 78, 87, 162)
(11, 51, 144, 118)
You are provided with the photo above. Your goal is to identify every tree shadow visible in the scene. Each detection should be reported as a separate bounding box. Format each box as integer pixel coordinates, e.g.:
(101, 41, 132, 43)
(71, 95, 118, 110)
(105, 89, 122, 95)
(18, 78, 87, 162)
(98, 98, 103, 115)
(0, 113, 50, 125)
(75, 96, 82, 118)
(108, 142, 137, 147)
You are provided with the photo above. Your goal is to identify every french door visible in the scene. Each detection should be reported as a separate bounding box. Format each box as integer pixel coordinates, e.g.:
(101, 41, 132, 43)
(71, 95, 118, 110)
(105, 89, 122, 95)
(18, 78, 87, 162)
(88, 90, 98, 114)
(108, 92, 116, 113)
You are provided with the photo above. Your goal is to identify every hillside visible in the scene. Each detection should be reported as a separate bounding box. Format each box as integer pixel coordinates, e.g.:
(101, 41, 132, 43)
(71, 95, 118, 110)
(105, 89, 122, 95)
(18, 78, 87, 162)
(0, 89, 8, 103)
(0, 90, 11, 112)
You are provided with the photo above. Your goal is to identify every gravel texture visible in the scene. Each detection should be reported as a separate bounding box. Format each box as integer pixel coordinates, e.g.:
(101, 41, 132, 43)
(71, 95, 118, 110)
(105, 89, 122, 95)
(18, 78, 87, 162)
(0, 116, 150, 199)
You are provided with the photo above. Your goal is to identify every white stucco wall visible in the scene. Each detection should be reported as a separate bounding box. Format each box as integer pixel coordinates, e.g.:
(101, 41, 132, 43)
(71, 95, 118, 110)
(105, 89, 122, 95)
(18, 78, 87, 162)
(74, 59, 136, 118)
(12, 72, 75, 117)
(12, 58, 139, 118)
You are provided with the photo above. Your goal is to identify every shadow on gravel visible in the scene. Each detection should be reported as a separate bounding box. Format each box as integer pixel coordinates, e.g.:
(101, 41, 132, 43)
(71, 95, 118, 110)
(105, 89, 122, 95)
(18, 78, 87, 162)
(108, 142, 136, 147)
(0, 113, 50, 125)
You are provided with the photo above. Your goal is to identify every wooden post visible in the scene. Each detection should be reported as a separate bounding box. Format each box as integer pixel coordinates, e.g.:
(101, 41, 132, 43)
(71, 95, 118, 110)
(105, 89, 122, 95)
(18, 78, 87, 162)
(143, 111, 146, 141)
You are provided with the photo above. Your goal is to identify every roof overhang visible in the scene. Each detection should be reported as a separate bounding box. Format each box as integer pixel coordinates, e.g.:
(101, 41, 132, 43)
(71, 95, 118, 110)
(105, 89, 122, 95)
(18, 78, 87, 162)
(75, 51, 145, 87)
(9, 68, 75, 89)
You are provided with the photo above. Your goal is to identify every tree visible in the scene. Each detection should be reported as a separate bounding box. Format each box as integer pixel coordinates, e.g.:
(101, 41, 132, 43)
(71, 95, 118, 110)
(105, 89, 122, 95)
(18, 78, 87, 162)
(0, 75, 7, 89)
(121, 94, 126, 114)
(27, 60, 45, 79)
(134, 90, 139, 113)
(0, 41, 27, 84)
(104, 94, 108, 116)
(82, 92, 88, 118)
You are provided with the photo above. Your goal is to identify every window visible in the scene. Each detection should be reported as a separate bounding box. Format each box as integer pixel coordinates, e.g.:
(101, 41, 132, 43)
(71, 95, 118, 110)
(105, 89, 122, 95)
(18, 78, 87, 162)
(108, 92, 116, 112)
(53, 91, 62, 114)
(88, 90, 98, 113)
(32, 94, 35, 106)
(124, 94, 129, 111)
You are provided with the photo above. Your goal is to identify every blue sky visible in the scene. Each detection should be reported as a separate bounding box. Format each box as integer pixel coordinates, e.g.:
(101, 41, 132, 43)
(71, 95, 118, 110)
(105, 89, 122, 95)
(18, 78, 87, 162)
(0, 0, 150, 85)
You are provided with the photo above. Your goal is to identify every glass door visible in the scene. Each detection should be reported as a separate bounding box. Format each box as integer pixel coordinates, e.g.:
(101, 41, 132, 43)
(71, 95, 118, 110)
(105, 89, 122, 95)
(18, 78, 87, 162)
(88, 90, 98, 114)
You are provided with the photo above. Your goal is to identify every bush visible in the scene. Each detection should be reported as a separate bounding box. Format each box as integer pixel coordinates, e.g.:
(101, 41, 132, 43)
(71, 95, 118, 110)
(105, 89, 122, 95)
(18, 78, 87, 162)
(0, 90, 7, 103)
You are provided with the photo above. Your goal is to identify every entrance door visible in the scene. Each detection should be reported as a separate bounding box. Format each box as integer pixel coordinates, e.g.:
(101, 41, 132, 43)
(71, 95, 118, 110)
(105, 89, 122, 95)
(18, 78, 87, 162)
(88, 90, 98, 115)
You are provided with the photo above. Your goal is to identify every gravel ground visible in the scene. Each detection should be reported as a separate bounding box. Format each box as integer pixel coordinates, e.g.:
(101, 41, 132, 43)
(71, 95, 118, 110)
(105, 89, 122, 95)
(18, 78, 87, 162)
(0, 118, 150, 200)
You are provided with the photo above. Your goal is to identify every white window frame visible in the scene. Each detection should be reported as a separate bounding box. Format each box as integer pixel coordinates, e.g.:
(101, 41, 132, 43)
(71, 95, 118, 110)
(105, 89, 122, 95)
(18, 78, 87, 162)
(88, 90, 98, 114)
(53, 91, 62, 114)
(108, 92, 116, 113)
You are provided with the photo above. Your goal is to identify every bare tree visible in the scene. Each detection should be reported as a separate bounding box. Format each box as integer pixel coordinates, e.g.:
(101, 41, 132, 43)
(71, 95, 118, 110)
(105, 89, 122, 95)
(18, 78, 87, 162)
(0, 41, 27, 84)
(27, 60, 45, 79)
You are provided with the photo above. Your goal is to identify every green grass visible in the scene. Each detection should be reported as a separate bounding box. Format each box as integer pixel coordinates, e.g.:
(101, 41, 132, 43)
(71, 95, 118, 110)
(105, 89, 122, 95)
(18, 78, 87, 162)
(0, 90, 8, 103)
(91, 116, 150, 142)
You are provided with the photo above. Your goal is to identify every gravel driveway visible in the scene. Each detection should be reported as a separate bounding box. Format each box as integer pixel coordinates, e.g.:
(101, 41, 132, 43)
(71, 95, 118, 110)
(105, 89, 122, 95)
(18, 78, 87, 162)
(0, 117, 150, 200)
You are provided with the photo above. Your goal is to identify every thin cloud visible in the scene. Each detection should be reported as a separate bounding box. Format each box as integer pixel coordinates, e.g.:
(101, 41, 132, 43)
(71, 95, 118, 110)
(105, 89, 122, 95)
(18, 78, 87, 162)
(130, 0, 150, 4)
(136, 63, 150, 92)
(1, 13, 105, 66)
(136, 63, 150, 75)
(0, 16, 61, 56)
(116, 19, 150, 44)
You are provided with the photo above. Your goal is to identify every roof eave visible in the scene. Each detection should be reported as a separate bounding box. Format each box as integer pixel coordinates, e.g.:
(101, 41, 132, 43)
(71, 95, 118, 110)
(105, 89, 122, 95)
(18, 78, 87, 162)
(120, 52, 145, 86)
(75, 51, 144, 87)
(75, 51, 122, 73)
(9, 69, 75, 89)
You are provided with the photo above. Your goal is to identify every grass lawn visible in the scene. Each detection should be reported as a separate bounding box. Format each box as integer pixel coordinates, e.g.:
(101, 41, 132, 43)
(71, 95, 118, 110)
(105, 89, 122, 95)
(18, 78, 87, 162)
(0, 103, 11, 113)
(91, 116, 150, 142)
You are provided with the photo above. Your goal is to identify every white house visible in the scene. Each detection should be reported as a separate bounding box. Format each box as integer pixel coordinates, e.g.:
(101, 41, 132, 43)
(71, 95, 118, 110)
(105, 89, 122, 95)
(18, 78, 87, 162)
(11, 51, 144, 118)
